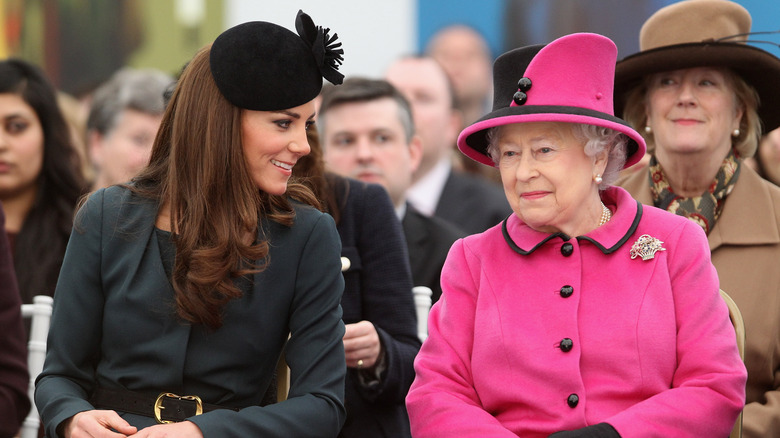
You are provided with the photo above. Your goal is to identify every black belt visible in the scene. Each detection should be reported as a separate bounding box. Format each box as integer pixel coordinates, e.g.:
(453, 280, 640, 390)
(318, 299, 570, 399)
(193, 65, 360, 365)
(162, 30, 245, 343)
(90, 387, 239, 423)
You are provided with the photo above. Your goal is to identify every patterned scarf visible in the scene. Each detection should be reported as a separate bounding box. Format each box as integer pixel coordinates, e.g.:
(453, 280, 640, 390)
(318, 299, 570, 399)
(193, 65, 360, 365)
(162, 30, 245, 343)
(648, 150, 740, 235)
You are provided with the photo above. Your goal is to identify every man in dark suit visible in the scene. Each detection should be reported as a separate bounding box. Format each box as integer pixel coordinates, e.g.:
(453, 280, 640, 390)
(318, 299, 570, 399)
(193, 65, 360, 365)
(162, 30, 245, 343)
(386, 56, 512, 235)
(319, 77, 464, 304)
(401, 205, 464, 303)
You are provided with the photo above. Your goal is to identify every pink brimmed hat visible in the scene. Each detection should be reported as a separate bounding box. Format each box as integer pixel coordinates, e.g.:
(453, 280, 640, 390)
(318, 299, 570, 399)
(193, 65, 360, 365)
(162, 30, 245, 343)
(457, 32, 646, 168)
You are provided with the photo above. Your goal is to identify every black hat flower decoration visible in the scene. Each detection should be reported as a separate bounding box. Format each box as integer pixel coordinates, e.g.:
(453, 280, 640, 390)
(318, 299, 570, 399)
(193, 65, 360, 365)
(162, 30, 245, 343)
(295, 10, 344, 85)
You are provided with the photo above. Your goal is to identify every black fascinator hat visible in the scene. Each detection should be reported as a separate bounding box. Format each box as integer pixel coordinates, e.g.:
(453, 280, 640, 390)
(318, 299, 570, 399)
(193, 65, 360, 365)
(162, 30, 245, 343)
(209, 10, 344, 111)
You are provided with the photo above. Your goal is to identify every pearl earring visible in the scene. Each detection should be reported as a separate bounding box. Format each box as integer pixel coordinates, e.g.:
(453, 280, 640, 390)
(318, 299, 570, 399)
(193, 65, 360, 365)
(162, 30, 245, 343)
(732, 128, 740, 137)
(644, 126, 652, 134)
(594, 174, 603, 184)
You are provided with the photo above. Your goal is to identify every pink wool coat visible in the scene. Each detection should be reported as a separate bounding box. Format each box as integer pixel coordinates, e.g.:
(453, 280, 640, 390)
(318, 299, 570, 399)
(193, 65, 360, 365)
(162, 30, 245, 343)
(406, 187, 746, 438)
(619, 163, 780, 438)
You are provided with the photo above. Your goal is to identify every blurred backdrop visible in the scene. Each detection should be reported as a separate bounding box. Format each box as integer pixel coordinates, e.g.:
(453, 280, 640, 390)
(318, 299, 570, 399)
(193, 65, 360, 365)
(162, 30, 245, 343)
(0, 0, 777, 98)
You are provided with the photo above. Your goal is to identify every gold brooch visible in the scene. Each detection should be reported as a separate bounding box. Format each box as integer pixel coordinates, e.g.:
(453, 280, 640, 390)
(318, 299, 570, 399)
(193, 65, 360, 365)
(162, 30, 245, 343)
(629, 234, 666, 261)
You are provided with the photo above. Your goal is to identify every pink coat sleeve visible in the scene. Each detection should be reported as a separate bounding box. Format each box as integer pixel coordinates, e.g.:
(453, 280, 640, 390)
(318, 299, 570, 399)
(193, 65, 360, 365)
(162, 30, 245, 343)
(406, 239, 518, 437)
(605, 219, 747, 437)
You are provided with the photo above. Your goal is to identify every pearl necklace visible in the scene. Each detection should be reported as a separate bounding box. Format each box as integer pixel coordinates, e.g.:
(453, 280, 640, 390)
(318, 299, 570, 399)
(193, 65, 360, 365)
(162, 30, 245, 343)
(599, 202, 612, 226)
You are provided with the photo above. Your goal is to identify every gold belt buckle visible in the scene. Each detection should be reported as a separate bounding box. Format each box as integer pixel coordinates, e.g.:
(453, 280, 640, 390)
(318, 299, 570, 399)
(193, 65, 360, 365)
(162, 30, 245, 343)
(153, 392, 204, 424)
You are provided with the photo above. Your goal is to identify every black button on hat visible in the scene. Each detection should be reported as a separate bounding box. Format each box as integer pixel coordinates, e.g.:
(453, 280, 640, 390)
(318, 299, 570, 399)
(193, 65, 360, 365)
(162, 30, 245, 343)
(517, 77, 532, 91)
(567, 394, 579, 408)
(560, 338, 573, 352)
(513, 91, 527, 105)
(560, 285, 574, 298)
(561, 243, 574, 256)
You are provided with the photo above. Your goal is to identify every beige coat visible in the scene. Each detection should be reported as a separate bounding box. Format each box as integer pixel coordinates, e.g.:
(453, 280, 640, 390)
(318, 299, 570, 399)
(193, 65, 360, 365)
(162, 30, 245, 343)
(619, 164, 780, 438)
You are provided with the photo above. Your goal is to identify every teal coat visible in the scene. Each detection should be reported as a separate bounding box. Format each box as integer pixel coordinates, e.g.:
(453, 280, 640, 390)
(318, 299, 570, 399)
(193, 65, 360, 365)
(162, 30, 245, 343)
(35, 186, 346, 437)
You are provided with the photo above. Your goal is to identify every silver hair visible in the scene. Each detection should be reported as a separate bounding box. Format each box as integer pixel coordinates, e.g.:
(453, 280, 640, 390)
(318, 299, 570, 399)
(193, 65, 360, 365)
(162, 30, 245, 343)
(485, 123, 628, 190)
(87, 68, 175, 135)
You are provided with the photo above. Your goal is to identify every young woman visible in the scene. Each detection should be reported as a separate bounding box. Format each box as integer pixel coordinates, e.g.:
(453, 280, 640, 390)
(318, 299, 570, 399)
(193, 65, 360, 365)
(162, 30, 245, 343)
(35, 11, 348, 438)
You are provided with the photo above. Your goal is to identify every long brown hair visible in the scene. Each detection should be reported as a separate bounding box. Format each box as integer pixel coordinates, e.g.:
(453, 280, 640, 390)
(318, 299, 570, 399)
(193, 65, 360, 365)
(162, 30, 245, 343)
(131, 45, 318, 329)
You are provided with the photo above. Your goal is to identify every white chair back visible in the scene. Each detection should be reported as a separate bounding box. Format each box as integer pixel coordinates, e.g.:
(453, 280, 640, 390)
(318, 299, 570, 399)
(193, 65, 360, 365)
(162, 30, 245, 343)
(20, 295, 53, 438)
(412, 286, 432, 342)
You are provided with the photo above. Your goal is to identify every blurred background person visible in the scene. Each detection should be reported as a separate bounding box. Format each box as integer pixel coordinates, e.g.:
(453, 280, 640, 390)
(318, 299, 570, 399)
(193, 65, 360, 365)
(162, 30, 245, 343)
(745, 127, 780, 186)
(614, 1, 780, 436)
(294, 127, 421, 438)
(0, 202, 30, 438)
(425, 24, 493, 128)
(0, 59, 86, 305)
(385, 56, 510, 235)
(425, 25, 502, 183)
(318, 77, 464, 304)
(86, 67, 174, 190)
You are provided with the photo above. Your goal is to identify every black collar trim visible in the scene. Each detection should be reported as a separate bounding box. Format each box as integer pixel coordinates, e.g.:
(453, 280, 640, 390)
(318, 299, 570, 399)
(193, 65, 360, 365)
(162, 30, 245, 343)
(502, 201, 643, 256)
(502, 221, 571, 255)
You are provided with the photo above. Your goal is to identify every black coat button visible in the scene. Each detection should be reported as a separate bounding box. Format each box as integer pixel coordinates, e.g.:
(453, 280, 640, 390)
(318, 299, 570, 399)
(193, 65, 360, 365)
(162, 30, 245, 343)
(560, 285, 574, 298)
(561, 243, 573, 256)
(560, 338, 573, 352)
(567, 393, 579, 408)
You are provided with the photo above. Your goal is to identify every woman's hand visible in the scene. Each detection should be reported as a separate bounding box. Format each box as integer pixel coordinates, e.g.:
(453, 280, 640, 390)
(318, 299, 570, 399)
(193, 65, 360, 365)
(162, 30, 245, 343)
(128, 421, 203, 438)
(62, 410, 137, 438)
(343, 320, 381, 369)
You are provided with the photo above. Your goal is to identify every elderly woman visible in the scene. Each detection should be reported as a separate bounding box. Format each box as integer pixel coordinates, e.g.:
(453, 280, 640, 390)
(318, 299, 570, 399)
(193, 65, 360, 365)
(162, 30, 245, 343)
(405, 32, 746, 438)
(614, 1, 780, 436)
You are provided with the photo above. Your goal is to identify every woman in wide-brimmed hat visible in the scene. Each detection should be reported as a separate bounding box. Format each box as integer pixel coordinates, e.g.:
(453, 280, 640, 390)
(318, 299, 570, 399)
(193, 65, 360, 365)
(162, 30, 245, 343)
(35, 10, 348, 437)
(615, 1, 780, 435)
(406, 31, 746, 437)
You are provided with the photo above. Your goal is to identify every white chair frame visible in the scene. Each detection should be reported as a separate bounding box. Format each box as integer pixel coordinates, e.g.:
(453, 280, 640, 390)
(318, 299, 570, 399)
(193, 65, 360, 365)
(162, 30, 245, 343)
(412, 286, 433, 342)
(20, 295, 53, 438)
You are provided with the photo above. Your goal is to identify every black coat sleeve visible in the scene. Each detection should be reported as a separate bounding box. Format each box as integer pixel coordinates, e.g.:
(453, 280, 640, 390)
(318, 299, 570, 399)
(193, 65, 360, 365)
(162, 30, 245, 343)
(338, 181, 421, 404)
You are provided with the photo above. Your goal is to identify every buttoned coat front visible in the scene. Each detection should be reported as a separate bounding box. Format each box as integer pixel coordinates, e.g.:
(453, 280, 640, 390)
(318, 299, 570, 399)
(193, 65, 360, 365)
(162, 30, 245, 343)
(620, 164, 780, 438)
(406, 187, 746, 438)
(35, 186, 347, 437)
